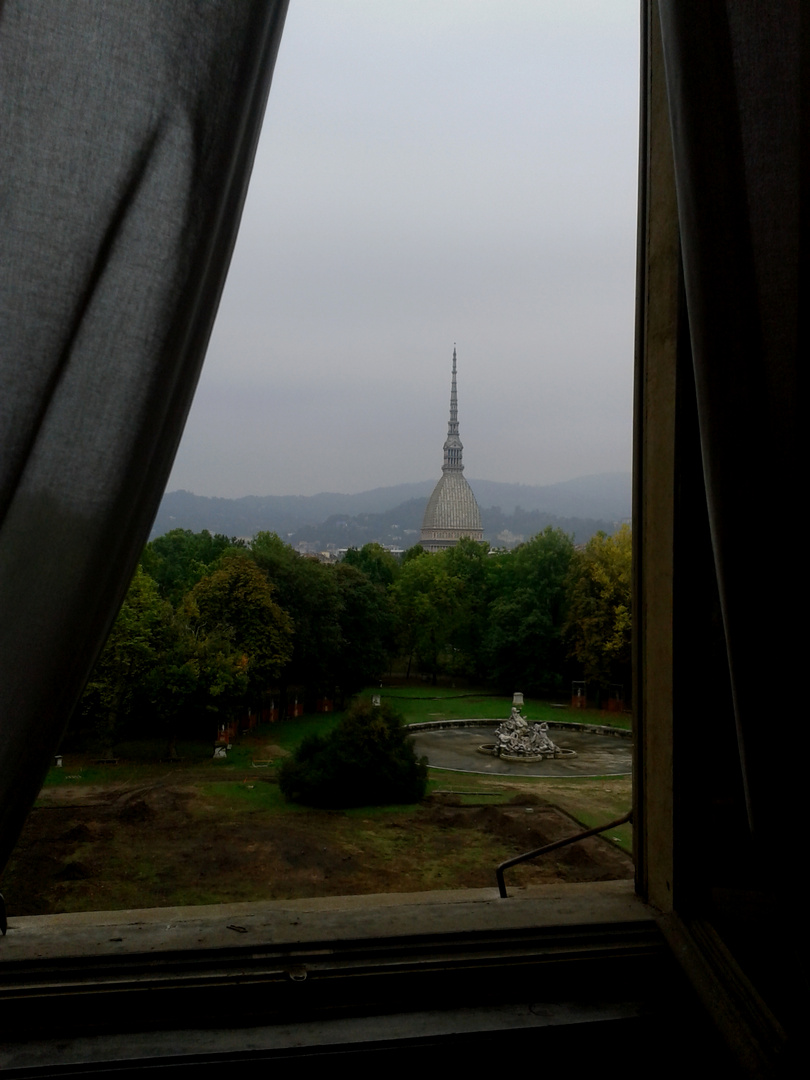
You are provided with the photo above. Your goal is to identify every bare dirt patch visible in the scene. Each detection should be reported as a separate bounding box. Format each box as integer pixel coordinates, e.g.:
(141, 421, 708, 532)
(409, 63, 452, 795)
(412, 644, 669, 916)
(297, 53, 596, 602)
(2, 779, 632, 916)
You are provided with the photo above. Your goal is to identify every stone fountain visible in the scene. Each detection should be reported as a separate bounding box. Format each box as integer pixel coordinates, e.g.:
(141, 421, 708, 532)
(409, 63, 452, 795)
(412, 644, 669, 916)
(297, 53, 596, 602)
(479, 704, 577, 762)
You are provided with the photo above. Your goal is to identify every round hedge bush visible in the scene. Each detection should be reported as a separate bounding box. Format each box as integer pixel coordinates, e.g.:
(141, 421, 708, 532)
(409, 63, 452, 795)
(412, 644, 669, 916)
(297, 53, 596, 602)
(278, 699, 427, 808)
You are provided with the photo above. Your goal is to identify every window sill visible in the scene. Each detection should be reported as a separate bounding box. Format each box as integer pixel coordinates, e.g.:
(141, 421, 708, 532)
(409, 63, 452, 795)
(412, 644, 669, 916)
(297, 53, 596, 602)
(1, 878, 650, 962)
(0, 880, 675, 1070)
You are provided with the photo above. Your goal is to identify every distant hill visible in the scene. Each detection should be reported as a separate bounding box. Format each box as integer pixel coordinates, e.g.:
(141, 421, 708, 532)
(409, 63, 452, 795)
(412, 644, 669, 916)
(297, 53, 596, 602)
(289, 499, 620, 551)
(466, 473, 631, 521)
(151, 472, 631, 547)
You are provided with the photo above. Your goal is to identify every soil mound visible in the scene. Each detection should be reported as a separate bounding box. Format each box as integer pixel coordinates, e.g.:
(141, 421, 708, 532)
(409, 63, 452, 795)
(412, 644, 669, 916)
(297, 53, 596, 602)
(2, 779, 632, 915)
(421, 802, 630, 883)
(54, 861, 93, 881)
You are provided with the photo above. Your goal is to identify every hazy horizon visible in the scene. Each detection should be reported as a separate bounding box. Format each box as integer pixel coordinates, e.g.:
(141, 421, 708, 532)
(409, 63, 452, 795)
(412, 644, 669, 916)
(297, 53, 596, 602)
(163, 469, 631, 502)
(163, 470, 635, 507)
(167, 2, 639, 499)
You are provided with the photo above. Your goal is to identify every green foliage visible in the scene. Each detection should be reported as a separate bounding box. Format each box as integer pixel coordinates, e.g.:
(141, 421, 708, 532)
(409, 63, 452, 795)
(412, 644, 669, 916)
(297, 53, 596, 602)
(333, 562, 396, 692)
(250, 531, 343, 692)
(188, 552, 293, 694)
(79, 567, 176, 749)
(77, 519, 631, 759)
(77, 549, 294, 749)
(251, 533, 397, 696)
(391, 530, 575, 689)
(141, 529, 243, 604)
(482, 527, 575, 694)
(391, 552, 464, 681)
(278, 699, 428, 808)
(341, 543, 399, 588)
(564, 524, 632, 691)
(440, 537, 491, 677)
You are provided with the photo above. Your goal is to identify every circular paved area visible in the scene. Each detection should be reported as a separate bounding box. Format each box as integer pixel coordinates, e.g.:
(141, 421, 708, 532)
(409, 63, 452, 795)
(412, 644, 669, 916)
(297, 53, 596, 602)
(410, 724, 632, 777)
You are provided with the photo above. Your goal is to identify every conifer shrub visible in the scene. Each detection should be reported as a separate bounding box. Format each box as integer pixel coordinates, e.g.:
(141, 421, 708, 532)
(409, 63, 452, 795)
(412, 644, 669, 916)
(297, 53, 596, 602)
(278, 699, 427, 808)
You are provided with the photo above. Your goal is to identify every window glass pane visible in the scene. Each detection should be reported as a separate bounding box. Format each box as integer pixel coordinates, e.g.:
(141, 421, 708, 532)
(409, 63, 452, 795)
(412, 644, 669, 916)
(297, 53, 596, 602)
(3, 1, 639, 917)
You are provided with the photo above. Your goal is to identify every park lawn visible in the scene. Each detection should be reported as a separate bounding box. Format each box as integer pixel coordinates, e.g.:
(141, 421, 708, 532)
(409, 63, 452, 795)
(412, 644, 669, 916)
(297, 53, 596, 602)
(39, 692, 632, 855)
(10, 769, 632, 915)
(425, 770, 633, 854)
(368, 687, 631, 730)
(8, 687, 632, 915)
(41, 685, 629, 788)
(40, 717, 346, 789)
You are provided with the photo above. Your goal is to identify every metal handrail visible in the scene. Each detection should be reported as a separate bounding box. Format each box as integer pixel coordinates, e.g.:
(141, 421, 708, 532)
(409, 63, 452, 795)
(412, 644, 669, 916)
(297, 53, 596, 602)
(495, 810, 633, 898)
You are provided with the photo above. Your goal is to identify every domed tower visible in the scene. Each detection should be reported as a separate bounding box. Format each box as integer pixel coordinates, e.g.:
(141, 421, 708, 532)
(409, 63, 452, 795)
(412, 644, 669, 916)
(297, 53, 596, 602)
(420, 347, 483, 552)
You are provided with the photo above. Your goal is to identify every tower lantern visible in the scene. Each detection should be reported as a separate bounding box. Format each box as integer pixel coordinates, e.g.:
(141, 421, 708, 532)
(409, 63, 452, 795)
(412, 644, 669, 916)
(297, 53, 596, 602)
(419, 346, 484, 552)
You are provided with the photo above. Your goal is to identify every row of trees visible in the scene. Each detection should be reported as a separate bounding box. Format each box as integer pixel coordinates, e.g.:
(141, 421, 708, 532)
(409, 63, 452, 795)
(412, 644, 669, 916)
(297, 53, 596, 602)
(389, 527, 631, 695)
(73, 525, 631, 750)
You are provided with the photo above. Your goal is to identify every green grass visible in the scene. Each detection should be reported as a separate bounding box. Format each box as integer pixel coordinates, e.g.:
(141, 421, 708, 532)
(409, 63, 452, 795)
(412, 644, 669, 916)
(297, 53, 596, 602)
(17, 691, 633, 914)
(341, 801, 425, 818)
(42, 716, 344, 787)
(425, 770, 513, 801)
(423, 767, 633, 853)
(535, 780, 633, 854)
(361, 688, 629, 730)
(254, 711, 346, 752)
(43, 763, 163, 787)
(41, 686, 630, 795)
(205, 780, 296, 813)
(567, 813, 633, 854)
(113, 738, 213, 762)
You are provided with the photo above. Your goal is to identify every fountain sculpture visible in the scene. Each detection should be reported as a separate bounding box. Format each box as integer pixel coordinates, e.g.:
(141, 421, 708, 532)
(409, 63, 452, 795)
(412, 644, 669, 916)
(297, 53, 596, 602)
(479, 706, 577, 762)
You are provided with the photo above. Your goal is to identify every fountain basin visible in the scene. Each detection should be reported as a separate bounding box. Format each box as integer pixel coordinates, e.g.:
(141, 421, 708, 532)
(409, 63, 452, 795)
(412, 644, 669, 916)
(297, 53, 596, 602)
(408, 719, 632, 778)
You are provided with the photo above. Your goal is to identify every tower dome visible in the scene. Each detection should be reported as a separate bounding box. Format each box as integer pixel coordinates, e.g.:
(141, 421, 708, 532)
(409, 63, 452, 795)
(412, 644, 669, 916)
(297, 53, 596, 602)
(420, 347, 483, 552)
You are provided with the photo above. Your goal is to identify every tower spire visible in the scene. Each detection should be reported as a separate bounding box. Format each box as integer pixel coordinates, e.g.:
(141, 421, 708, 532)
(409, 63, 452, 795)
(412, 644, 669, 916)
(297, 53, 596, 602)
(420, 343, 483, 551)
(442, 344, 464, 472)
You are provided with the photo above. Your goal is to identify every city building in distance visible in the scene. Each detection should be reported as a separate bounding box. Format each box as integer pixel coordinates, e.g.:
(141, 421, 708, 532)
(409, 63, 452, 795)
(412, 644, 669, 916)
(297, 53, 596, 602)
(419, 346, 484, 552)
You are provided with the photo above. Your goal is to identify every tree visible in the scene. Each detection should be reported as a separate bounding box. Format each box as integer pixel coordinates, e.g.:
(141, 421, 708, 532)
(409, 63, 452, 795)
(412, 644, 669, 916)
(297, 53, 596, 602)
(564, 524, 632, 694)
(250, 532, 342, 697)
(441, 537, 491, 678)
(401, 543, 426, 564)
(188, 552, 293, 703)
(482, 527, 575, 694)
(78, 567, 176, 749)
(278, 699, 427, 808)
(141, 529, 244, 604)
(390, 553, 464, 681)
(341, 543, 400, 589)
(333, 562, 396, 693)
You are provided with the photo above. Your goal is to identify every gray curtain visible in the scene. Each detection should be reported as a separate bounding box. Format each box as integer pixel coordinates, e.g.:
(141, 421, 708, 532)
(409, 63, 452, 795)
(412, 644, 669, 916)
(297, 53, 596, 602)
(0, 1, 289, 875)
(658, 0, 802, 852)
(654, 4, 806, 1051)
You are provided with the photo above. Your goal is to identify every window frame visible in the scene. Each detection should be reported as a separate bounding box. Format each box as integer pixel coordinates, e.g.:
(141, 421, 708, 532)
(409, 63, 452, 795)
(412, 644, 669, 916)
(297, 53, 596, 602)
(0, 4, 789, 1072)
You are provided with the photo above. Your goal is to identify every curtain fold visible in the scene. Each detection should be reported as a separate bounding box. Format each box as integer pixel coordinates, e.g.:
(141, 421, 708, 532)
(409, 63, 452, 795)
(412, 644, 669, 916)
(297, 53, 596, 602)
(657, 0, 802, 852)
(0, 0, 289, 875)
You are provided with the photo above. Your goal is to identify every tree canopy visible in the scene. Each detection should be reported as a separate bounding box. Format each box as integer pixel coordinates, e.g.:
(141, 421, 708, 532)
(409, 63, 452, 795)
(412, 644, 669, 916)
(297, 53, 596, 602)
(79, 567, 175, 750)
(483, 527, 575, 694)
(341, 543, 400, 589)
(564, 524, 632, 693)
(278, 699, 427, 808)
(75, 522, 632, 748)
(188, 552, 293, 695)
(140, 528, 244, 604)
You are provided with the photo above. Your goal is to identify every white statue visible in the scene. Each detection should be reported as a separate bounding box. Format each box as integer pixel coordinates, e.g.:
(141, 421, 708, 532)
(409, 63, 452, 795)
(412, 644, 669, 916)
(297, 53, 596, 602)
(493, 709, 569, 759)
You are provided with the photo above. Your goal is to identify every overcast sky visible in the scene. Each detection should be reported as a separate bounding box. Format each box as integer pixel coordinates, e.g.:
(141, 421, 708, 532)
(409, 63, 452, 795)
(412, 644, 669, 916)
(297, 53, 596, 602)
(167, 1, 640, 499)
